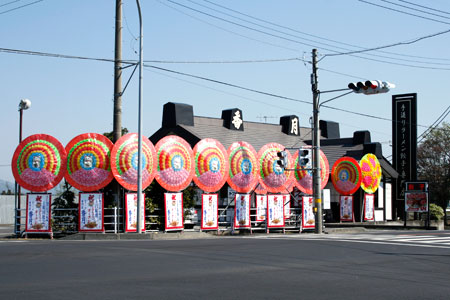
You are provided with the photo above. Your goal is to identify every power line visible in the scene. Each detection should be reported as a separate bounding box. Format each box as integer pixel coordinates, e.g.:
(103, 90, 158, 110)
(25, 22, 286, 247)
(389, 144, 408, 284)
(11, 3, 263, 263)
(145, 57, 302, 64)
(149, 63, 391, 140)
(0, 45, 438, 130)
(201, 0, 450, 62)
(418, 105, 450, 138)
(144, 63, 313, 105)
(380, 0, 450, 20)
(166, 0, 324, 50)
(143, 63, 428, 128)
(186, 0, 360, 55)
(0, 46, 305, 65)
(0, 0, 43, 15)
(146, 65, 392, 137)
(418, 105, 450, 143)
(191, 0, 450, 66)
(324, 27, 450, 57)
(0, 46, 364, 82)
(358, 0, 450, 25)
(122, 0, 139, 55)
(319, 67, 365, 80)
(0, 47, 135, 65)
(166, 0, 450, 69)
(144, 67, 311, 118)
(156, 0, 300, 53)
(399, 0, 450, 15)
(0, 45, 439, 129)
(0, 0, 20, 9)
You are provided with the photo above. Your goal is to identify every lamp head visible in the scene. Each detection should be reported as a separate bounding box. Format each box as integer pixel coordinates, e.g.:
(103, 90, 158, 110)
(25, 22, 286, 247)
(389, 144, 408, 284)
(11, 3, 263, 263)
(18, 99, 31, 111)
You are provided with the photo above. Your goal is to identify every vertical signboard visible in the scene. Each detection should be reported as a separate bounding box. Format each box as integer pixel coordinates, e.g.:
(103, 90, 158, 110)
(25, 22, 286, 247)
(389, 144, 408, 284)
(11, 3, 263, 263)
(79, 193, 104, 232)
(323, 189, 331, 210)
(392, 94, 417, 201)
(363, 194, 375, 221)
(234, 194, 250, 228)
(385, 183, 392, 220)
(26, 193, 51, 233)
(267, 195, 285, 228)
(125, 193, 146, 232)
(340, 195, 354, 222)
(302, 196, 315, 229)
(164, 192, 184, 230)
(201, 194, 218, 230)
(256, 195, 267, 222)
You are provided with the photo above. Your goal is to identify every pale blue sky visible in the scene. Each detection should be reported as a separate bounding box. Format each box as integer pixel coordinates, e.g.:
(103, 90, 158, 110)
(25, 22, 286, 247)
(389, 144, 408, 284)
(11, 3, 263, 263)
(1, 0, 449, 183)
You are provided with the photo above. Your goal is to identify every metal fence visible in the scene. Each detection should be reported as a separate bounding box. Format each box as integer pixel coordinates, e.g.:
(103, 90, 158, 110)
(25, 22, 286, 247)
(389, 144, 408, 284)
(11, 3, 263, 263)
(14, 206, 303, 236)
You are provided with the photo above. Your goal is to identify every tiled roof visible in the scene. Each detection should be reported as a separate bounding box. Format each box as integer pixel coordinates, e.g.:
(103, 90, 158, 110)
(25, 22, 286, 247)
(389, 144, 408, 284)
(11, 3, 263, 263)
(180, 116, 312, 150)
(151, 116, 314, 150)
(149, 105, 398, 179)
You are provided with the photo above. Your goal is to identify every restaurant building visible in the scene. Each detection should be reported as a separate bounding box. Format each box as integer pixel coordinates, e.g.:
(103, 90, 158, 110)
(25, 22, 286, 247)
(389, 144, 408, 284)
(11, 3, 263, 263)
(150, 102, 398, 223)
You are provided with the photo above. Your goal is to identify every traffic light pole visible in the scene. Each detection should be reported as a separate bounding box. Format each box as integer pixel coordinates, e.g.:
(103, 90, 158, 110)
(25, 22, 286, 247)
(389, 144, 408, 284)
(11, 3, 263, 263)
(311, 49, 323, 234)
(307, 49, 394, 234)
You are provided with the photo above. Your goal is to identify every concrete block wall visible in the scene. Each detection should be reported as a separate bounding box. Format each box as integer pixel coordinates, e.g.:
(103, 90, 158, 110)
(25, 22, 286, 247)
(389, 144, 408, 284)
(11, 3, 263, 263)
(0, 195, 25, 224)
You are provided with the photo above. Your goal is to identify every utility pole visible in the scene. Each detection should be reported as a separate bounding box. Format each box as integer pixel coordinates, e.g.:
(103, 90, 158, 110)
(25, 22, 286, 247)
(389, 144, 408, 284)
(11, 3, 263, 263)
(113, 0, 122, 142)
(113, 0, 123, 215)
(311, 49, 323, 234)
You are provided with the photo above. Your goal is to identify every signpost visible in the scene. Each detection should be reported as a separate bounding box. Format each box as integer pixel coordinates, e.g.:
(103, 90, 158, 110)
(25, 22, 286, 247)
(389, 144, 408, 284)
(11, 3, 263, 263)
(404, 181, 429, 228)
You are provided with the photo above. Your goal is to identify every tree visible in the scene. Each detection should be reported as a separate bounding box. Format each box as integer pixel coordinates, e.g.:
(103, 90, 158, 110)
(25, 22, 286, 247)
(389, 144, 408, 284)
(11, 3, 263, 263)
(144, 181, 198, 230)
(103, 127, 129, 142)
(417, 122, 450, 213)
(52, 180, 77, 233)
(53, 180, 77, 209)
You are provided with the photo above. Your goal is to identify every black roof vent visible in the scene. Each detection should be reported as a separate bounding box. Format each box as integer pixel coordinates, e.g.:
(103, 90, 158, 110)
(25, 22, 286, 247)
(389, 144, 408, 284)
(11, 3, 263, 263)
(221, 108, 244, 131)
(280, 115, 300, 136)
(320, 120, 340, 139)
(353, 130, 371, 145)
(363, 142, 383, 158)
(162, 102, 194, 127)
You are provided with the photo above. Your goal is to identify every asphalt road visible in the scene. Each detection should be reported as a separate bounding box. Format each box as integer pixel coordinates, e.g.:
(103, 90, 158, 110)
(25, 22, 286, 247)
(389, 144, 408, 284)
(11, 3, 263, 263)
(1, 231, 450, 299)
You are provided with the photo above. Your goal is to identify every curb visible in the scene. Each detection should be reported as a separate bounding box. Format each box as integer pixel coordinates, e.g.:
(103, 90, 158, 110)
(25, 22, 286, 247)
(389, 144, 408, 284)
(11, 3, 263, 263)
(58, 231, 218, 241)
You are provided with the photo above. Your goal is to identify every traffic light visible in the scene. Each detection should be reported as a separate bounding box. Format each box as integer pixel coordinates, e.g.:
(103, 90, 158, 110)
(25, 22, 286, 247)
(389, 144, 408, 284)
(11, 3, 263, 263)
(348, 80, 395, 95)
(298, 147, 312, 169)
(276, 150, 288, 168)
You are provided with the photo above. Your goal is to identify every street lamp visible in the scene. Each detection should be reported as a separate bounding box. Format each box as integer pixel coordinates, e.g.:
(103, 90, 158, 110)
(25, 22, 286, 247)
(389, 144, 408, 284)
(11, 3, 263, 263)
(310, 49, 394, 234)
(15, 98, 31, 235)
(136, 0, 144, 234)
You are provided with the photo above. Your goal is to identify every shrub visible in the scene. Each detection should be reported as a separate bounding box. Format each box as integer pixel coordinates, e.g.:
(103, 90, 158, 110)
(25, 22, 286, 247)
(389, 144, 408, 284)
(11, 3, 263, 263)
(429, 203, 444, 221)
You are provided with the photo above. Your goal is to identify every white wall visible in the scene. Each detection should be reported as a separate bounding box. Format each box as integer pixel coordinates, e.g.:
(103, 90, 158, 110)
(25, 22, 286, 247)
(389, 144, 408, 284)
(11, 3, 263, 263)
(0, 195, 25, 224)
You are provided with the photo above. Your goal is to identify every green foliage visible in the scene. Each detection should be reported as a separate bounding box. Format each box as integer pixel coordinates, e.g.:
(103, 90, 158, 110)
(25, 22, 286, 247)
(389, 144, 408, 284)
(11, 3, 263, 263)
(429, 203, 445, 221)
(1, 189, 13, 195)
(143, 181, 198, 229)
(52, 180, 77, 209)
(417, 122, 450, 209)
(144, 181, 165, 229)
(103, 127, 129, 142)
(182, 183, 196, 209)
(52, 180, 77, 233)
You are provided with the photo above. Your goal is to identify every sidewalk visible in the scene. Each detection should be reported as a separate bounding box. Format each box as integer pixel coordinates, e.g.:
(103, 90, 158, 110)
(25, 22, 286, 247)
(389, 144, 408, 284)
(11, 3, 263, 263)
(1, 220, 445, 241)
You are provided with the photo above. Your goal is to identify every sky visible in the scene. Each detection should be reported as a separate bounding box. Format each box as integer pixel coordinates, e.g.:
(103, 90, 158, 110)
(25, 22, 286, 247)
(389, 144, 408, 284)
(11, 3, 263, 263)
(1, 0, 449, 184)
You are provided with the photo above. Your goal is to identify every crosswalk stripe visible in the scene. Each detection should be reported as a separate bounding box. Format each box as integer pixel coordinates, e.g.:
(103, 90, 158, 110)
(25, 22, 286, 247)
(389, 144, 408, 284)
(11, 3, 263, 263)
(244, 233, 450, 248)
(391, 237, 450, 242)
(319, 238, 450, 249)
